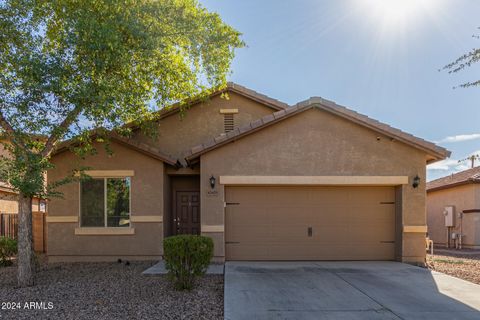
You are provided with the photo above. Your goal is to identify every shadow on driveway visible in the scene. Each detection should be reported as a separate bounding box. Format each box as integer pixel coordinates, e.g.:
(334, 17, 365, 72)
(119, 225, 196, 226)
(224, 261, 480, 320)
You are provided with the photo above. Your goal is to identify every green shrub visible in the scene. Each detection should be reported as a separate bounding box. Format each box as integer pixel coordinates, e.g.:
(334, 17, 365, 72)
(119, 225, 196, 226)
(0, 237, 18, 267)
(163, 235, 214, 290)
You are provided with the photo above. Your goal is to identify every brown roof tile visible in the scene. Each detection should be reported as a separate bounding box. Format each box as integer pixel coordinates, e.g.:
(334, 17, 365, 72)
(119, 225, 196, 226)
(142, 82, 289, 123)
(185, 97, 450, 164)
(55, 133, 178, 166)
(309, 97, 449, 160)
(226, 82, 289, 110)
(427, 167, 480, 192)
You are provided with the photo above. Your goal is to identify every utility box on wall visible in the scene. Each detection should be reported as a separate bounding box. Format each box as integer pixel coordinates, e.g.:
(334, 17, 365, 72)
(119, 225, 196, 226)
(444, 206, 455, 227)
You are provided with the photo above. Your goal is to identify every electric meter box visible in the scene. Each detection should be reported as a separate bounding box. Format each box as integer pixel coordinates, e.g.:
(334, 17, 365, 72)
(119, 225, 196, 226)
(444, 206, 455, 227)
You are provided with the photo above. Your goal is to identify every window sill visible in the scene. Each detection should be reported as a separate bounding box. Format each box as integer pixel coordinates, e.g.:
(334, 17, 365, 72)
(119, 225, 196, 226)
(74, 227, 135, 236)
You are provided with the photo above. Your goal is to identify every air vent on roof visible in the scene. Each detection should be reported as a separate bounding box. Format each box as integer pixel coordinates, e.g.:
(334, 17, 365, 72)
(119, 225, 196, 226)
(224, 113, 235, 133)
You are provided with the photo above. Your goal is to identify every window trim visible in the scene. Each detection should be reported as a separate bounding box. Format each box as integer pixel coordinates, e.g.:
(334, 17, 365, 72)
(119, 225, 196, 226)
(78, 176, 132, 228)
(75, 170, 134, 178)
(74, 227, 135, 236)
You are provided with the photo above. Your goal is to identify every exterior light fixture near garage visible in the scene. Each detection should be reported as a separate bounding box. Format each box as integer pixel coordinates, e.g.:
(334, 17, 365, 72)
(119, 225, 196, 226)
(412, 175, 420, 188)
(209, 175, 216, 189)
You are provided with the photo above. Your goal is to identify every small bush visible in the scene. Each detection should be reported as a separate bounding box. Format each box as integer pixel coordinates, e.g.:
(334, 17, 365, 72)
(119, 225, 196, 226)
(163, 235, 214, 290)
(0, 237, 18, 267)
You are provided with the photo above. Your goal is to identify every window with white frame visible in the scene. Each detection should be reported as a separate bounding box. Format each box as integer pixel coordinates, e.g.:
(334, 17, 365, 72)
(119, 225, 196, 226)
(80, 177, 131, 227)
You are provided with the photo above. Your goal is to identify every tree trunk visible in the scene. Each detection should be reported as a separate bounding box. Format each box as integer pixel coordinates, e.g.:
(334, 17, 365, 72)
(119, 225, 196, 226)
(17, 194, 34, 287)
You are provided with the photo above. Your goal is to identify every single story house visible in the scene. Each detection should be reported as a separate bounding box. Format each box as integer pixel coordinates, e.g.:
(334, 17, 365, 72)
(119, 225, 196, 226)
(0, 185, 46, 214)
(47, 83, 450, 265)
(0, 141, 47, 251)
(427, 167, 480, 249)
(0, 139, 47, 215)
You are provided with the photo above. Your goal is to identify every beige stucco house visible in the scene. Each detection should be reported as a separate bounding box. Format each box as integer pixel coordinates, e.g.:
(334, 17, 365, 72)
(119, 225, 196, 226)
(427, 167, 480, 249)
(46, 83, 450, 265)
(0, 141, 47, 214)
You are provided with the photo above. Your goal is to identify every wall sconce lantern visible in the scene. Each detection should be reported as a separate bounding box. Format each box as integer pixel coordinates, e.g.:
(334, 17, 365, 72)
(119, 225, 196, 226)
(209, 175, 216, 189)
(412, 175, 420, 188)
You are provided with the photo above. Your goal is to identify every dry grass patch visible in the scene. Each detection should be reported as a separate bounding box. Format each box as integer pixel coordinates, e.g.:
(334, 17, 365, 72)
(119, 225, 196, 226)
(427, 250, 480, 285)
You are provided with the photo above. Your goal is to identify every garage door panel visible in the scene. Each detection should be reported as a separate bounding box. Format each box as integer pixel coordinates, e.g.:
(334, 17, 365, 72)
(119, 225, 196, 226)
(226, 206, 268, 224)
(348, 205, 394, 222)
(265, 187, 312, 204)
(269, 225, 313, 241)
(225, 187, 267, 204)
(309, 189, 349, 205)
(267, 207, 312, 224)
(347, 187, 395, 204)
(225, 186, 396, 261)
(226, 243, 395, 260)
(312, 206, 350, 224)
(226, 225, 271, 242)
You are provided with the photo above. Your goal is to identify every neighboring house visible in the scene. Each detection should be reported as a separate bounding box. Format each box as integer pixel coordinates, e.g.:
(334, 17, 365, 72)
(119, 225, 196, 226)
(47, 83, 449, 265)
(0, 139, 47, 252)
(0, 140, 47, 214)
(427, 167, 480, 249)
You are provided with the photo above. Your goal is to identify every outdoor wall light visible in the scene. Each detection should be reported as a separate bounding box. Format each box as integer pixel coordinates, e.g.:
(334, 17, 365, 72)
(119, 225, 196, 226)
(209, 175, 216, 189)
(412, 175, 420, 188)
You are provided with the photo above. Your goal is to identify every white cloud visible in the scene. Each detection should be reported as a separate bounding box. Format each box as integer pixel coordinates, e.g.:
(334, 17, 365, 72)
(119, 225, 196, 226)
(427, 159, 462, 171)
(427, 150, 480, 181)
(436, 133, 480, 144)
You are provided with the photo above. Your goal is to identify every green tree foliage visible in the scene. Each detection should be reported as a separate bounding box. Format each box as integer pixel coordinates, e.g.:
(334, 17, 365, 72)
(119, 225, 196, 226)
(163, 235, 214, 290)
(0, 0, 243, 286)
(0, 236, 17, 267)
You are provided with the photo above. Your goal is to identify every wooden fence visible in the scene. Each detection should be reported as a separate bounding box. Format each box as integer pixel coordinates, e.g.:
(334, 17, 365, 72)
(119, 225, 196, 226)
(0, 213, 17, 238)
(0, 212, 45, 252)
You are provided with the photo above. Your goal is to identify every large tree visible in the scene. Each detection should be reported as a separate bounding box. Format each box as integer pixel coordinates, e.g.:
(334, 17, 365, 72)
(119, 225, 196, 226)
(0, 0, 243, 287)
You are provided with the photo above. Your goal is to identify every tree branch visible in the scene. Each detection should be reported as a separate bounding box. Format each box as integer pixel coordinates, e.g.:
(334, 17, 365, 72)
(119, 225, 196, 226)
(41, 105, 83, 158)
(0, 108, 27, 150)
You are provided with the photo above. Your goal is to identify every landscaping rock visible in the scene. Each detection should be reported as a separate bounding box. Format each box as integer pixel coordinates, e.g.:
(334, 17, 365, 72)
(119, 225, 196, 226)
(427, 251, 480, 285)
(0, 261, 223, 320)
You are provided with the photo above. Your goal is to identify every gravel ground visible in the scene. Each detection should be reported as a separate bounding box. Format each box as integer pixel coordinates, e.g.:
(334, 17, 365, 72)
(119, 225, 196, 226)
(0, 260, 223, 320)
(427, 250, 480, 285)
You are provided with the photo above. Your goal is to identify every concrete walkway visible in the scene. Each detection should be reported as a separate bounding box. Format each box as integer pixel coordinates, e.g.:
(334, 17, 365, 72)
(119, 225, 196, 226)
(142, 261, 224, 276)
(224, 261, 480, 320)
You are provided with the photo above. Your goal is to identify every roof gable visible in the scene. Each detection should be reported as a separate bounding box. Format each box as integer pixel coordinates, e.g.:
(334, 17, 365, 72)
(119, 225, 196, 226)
(147, 82, 288, 122)
(55, 133, 178, 166)
(427, 166, 480, 192)
(184, 97, 450, 164)
(53, 82, 287, 162)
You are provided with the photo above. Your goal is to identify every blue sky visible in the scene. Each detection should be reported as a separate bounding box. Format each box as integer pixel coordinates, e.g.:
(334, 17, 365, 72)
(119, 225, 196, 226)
(200, 0, 480, 181)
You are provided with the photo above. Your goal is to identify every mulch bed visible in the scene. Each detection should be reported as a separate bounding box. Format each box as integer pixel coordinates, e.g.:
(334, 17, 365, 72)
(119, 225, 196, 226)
(427, 250, 480, 285)
(0, 261, 223, 320)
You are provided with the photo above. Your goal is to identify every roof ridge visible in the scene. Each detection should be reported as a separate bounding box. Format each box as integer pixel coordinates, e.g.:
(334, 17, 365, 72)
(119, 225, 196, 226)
(427, 166, 480, 191)
(183, 102, 312, 163)
(226, 82, 289, 110)
(310, 99, 449, 159)
(184, 95, 450, 163)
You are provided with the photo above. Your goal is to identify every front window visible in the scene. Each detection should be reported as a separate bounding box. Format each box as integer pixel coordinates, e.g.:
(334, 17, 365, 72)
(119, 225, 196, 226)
(80, 177, 130, 227)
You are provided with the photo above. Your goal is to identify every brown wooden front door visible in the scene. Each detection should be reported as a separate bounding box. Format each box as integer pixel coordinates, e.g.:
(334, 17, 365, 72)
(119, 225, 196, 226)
(175, 191, 200, 235)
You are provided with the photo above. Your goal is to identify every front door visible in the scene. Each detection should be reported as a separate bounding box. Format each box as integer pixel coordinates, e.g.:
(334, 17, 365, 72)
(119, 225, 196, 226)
(175, 191, 200, 235)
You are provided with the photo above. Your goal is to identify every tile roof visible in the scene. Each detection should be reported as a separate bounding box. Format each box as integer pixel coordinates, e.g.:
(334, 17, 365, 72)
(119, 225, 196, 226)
(224, 82, 289, 111)
(54, 82, 288, 160)
(184, 97, 450, 164)
(55, 133, 179, 166)
(128, 82, 289, 125)
(427, 166, 480, 192)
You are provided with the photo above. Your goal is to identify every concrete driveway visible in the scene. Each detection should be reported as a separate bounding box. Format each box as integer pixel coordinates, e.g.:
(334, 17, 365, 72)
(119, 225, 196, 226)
(224, 261, 480, 320)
